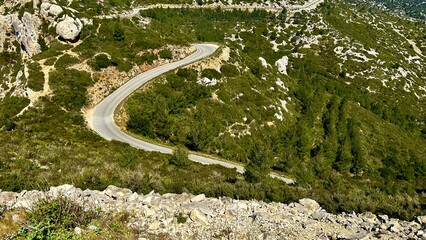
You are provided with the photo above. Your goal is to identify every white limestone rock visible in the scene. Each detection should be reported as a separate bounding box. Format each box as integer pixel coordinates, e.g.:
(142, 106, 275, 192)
(40, 2, 63, 19)
(275, 56, 289, 75)
(11, 12, 41, 56)
(56, 15, 83, 41)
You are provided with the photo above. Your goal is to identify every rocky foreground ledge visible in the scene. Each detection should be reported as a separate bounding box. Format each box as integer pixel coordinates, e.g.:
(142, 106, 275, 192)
(1, 185, 425, 239)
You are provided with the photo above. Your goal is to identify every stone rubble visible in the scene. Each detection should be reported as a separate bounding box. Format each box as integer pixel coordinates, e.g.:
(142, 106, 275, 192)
(0, 184, 425, 239)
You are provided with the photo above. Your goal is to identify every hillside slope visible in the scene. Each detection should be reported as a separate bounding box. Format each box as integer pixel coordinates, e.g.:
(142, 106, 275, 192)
(0, 0, 425, 225)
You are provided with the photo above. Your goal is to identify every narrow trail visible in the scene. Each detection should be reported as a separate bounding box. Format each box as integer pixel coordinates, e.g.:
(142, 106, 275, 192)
(88, 44, 295, 185)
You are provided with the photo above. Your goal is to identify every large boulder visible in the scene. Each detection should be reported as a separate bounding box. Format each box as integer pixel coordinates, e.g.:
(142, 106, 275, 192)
(298, 198, 320, 214)
(40, 2, 63, 19)
(56, 15, 82, 42)
(11, 12, 41, 56)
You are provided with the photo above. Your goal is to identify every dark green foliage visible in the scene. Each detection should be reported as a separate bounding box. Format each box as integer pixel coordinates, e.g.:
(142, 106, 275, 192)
(0, 97, 29, 129)
(113, 24, 125, 42)
(159, 49, 173, 59)
(126, 113, 155, 138)
(38, 37, 48, 52)
(201, 68, 222, 80)
(244, 143, 272, 183)
(175, 212, 187, 223)
(136, 52, 157, 65)
(220, 64, 239, 77)
(91, 54, 115, 70)
(27, 62, 45, 91)
(169, 146, 190, 167)
(50, 69, 92, 111)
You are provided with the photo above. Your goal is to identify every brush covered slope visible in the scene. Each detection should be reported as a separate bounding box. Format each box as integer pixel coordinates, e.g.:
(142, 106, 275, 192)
(123, 1, 426, 219)
(0, 0, 425, 224)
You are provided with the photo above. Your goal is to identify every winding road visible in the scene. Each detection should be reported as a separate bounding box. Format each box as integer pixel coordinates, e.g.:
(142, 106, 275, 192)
(89, 43, 295, 185)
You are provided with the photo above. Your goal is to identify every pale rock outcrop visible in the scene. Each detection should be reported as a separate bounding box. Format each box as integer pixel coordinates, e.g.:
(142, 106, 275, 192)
(1, 184, 425, 239)
(56, 15, 83, 41)
(40, 2, 63, 20)
(11, 12, 42, 56)
(275, 56, 289, 75)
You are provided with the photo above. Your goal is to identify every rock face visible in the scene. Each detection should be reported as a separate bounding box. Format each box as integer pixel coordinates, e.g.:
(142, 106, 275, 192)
(11, 12, 42, 56)
(56, 15, 83, 42)
(1, 184, 425, 239)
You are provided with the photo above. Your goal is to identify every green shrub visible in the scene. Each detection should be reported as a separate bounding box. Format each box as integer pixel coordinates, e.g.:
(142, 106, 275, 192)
(113, 24, 125, 42)
(220, 64, 239, 77)
(159, 49, 173, 59)
(175, 212, 187, 223)
(55, 54, 80, 69)
(136, 53, 157, 65)
(201, 68, 222, 80)
(27, 63, 45, 91)
(169, 146, 190, 167)
(18, 197, 99, 239)
(92, 54, 114, 71)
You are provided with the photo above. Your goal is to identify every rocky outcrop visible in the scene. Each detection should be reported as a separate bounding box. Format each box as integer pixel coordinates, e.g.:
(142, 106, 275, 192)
(0, 15, 12, 52)
(1, 184, 425, 239)
(56, 15, 83, 42)
(40, 2, 63, 20)
(11, 12, 42, 56)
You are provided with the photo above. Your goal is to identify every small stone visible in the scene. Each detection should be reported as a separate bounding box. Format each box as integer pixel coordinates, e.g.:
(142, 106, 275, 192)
(74, 227, 82, 235)
(190, 194, 206, 202)
(379, 215, 389, 223)
(417, 230, 424, 236)
(190, 209, 208, 225)
(418, 215, 426, 226)
(0, 192, 18, 207)
(88, 225, 98, 231)
(13, 200, 32, 209)
(348, 231, 368, 240)
(128, 192, 139, 202)
(12, 214, 20, 222)
(390, 222, 403, 233)
(103, 185, 132, 200)
(142, 195, 154, 205)
(311, 211, 328, 221)
(149, 221, 159, 230)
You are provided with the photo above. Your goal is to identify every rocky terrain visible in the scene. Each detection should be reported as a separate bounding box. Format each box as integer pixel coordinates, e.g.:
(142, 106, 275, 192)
(1, 185, 425, 239)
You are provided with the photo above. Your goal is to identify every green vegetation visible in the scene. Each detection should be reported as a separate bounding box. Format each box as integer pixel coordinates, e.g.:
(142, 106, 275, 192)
(169, 146, 190, 167)
(0, 197, 141, 239)
(0, 0, 424, 224)
(365, 0, 426, 20)
(27, 62, 44, 91)
(124, 5, 426, 220)
(18, 197, 99, 239)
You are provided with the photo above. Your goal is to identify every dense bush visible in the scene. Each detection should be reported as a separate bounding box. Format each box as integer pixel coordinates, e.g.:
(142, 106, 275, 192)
(18, 197, 99, 238)
(159, 49, 173, 59)
(91, 54, 115, 70)
(220, 64, 239, 77)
